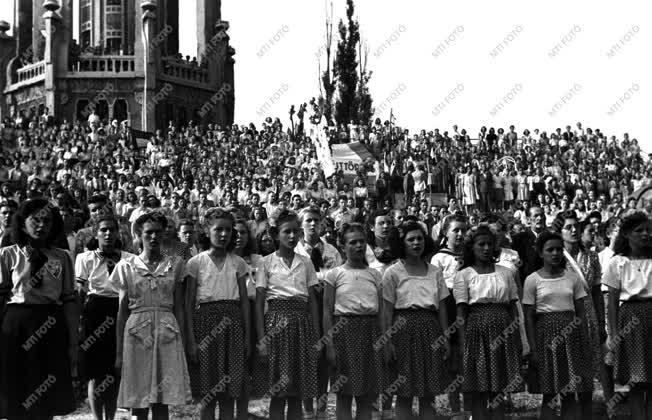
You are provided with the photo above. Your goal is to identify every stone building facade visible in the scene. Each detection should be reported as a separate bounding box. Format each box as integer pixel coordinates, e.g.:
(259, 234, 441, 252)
(0, 0, 235, 130)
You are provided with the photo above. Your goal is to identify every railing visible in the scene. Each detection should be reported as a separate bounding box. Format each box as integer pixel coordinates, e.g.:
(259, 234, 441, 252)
(16, 60, 46, 83)
(160, 58, 209, 84)
(70, 55, 136, 73)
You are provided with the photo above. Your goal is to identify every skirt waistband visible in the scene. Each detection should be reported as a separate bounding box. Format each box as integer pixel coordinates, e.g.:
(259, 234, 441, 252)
(267, 298, 308, 311)
(197, 299, 241, 308)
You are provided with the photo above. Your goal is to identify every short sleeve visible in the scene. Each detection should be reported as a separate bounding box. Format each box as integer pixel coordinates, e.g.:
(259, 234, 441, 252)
(522, 274, 536, 306)
(185, 255, 200, 279)
(508, 271, 519, 301)
(602, 257, 621, 290)
(109, 260, 129, 291)
(572, 273, 588, 300)
(436, 269, 450, 302)
(234, 255, 249, 278)
(381, 267, 397, 304)
(74, 254, 89, 293)
(255, 258, 268, 289)
(74, 254, 89, 282)
(324, 267, 339, 287)
(304, 258, 318, 288)
(452, 269, 469, 304)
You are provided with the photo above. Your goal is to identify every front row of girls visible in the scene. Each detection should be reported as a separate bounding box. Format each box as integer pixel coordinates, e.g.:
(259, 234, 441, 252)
(5, 200, 651, 420)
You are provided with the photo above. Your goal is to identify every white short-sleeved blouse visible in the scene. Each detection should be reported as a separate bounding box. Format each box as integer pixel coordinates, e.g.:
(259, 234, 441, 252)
(522, 270, 587, 313)
(602, 256, 652, 301)
(255, 252, 318, 301)
(381, 261, 449, 310)
(325, 265, 381, 315)
(453, 265, 519, 305)
(186, 252, 248, 303)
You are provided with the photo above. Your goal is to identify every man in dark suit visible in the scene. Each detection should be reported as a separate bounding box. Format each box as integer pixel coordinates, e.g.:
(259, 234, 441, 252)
(511, 205, 546, 283)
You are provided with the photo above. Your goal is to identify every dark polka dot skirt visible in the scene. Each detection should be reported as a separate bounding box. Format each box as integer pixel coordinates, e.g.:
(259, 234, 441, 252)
(613, 300, 652, 385)
(532, 311, 593, 394)
(190, 300, 245, 401)
(391, 309, 448, 397)
(332, 315, 383, 396)
(462, 303, 524, 393)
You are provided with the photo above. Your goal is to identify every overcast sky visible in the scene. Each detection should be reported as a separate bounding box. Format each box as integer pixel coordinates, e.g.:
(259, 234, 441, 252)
(1, 0, 650, 150)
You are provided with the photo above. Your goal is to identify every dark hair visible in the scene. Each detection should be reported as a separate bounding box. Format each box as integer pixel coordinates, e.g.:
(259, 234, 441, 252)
(587, 210, 602, 223)
(390, 220, 436, 259)
(438, 214, 468, 249)
(460, 225, 498, 269)
(177, 218, 194, 230)
(613, 211, 651, 256)
(133, 211, 168, 238)
(88, 194, 108, 205)
(256, 227, 277, 255)
(338, 222, 367, 249)
(11, 198, 64, 247)
(0, 199, 18, 210)
(233, 217, 254, 256)
(551, 210, 579, 234)
(534, 231, 566, 269)
(269, 209, 299, 238)
(600, 217, 621, 247)
(200, 208, 237, 251)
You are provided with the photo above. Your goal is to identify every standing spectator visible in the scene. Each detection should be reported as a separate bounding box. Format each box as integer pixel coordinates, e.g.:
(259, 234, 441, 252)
(112, 212, 191, 420)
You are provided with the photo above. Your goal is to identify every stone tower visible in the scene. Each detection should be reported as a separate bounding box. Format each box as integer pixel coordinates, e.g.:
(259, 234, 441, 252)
(0, 0, 235, 130)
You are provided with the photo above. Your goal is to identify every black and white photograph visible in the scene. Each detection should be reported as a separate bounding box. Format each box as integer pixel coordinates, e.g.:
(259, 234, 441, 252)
(0, 0, 651, 418)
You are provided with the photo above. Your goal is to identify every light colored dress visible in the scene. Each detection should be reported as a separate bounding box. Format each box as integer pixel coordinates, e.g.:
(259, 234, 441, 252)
(462, 173, 478, 205)
(516, 175, 529, 201)
(503, 174, 515, 201)
(110, 255, 191, 409)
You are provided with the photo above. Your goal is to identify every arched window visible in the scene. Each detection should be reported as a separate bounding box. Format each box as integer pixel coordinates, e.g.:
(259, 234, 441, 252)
(96, 100, 109, 121)
(76, 99, 90, 122)
(113, 99, 128, 122)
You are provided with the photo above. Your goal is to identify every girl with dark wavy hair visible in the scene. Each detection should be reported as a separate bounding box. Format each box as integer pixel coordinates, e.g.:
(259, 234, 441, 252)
(454, 225, 523, 419)
(0, 198, 78, 419)
(604, 211, 652, 420)
(523, 231, 592, 419)
(382, 221, 449, 419)
(552, 210, 603, 416)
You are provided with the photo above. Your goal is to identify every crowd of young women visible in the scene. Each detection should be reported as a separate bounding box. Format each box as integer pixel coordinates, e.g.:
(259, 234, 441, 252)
(0, 198, 651, 420)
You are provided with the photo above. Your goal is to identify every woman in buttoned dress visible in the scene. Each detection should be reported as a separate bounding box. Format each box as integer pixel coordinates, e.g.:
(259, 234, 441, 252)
(605, 212, 652, 420)
(323, 223, 383, 420)
(454, 225, 523, 420)
(523, 231, 592, 420)
(0, 199, 78, 419)
(112, 212, 191, 420)
(255, 210, 320, 420)
(382, 221, 450, 419)
(185, 209, 251, 420)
